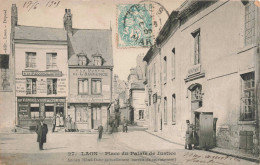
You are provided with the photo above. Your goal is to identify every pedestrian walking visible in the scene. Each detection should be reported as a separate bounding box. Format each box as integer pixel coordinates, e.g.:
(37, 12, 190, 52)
(66, 115, 72, 132)
(122, 117, 128, 133)
(35, 119, 48, 150)
(51, 116, 56, 132)
(185, 120, 193, 150)
(98, 125, 103, 140)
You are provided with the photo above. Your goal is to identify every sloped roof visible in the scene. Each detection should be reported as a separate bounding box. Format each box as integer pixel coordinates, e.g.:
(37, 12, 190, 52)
(14, 25, 67, 41)
(68, 29, 113, 67)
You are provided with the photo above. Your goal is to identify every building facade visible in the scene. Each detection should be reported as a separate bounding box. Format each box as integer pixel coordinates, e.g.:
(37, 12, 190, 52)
(12, 6, 68, 127)
(65, 9, 113, 131)
(144, 0, 260, 155)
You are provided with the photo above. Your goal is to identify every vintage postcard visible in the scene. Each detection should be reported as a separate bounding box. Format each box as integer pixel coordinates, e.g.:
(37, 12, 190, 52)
(0, 0, 259, 164)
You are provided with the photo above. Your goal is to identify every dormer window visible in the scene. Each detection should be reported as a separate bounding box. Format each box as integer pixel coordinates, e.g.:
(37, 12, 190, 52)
(78, 56, 87, 66)
(77, 51, 89, 66)
(93, 56, 102, 66)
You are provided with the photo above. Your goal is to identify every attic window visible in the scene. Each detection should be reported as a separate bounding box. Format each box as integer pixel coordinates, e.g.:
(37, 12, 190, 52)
(78, 55, 87, 66)
(93, 56, 102, 66)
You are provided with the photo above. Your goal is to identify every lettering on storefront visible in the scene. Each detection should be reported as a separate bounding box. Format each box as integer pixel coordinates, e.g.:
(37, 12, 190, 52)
(187, 64, 201, 76)
(22, 71, 62, 77)
(72, 69, 108, 77)
(17, 98, 66, 103)
(69, 94, 110, 103)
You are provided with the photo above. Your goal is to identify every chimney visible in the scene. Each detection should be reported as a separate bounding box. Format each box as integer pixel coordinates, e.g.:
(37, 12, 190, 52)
(63, 9, 72, 33)
(11, 4, 18, 27)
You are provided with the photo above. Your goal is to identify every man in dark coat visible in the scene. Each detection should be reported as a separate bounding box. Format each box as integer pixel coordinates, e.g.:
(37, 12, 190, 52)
(36, 119, 48, 150)
(98, 125, 103, 140)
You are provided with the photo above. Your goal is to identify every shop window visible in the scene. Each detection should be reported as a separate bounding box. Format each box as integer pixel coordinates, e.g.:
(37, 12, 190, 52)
(164, 97, 167, 124)
(26, 78, 37, 94)
(47, 78, 57, 95)
(171, 48, 175, 78)
(172, 94, 176, 123)
(76, 107, 88, 122)
(191, 29, 200, 65)
(91, 79, 102, 95)
(45, 104, 54, 118)
(240, 72, 255, 121)
(93, 56, 102, 66)
(78, 78, 89, 94)
(139, 110, 144, 120)
(244, 1, 256, 46)
(163, 56, 167, 84)
(46, 53, 57, 69)
(78, 55, 87, 66)
(30, 103, 40, 118)
(25, 52, 36, 68)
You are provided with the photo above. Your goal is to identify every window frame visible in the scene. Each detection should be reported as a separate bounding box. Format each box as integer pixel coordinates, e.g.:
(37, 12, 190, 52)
(164, 97, 167, 124)
(25, 52, 36, 69)
(26, 78, 37, 95)
(93, 56, 102, 66)
(46, 53, 57, 70)
(163, 56, 167, 84)
(172, 94, 176, 124)
(91, 78, 102, 95)
(139, 110, 144, 120)
(244, 1, 256, 46)
(47, 78, 57, 95)
(191, 29, 200, 65)
(171, 48, 175, 79)
(240, 72, 255, 121)
(78, 78, 89, 95)
(78, 55, 87, 66)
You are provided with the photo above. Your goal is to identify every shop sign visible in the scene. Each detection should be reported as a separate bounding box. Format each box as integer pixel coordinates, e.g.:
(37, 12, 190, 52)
(187, 64, 201, 76)
(22, 71, 62, 77)
(72, 69, 109, 77)
(17, 97, 66, 103)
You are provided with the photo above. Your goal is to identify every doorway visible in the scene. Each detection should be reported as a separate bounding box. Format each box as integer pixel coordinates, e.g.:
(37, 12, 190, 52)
(189, 84, 203, 146)
(91, 106, 101, 129)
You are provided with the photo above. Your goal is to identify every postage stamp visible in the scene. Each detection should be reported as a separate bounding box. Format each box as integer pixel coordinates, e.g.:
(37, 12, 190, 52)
(117, 4, 153, 48)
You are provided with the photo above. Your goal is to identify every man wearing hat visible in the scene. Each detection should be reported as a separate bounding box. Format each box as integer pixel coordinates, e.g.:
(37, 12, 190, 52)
(35, 119, 48, 150)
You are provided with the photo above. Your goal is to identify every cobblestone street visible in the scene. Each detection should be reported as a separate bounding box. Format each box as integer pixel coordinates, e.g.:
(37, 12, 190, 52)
(0, 130, 258, 165)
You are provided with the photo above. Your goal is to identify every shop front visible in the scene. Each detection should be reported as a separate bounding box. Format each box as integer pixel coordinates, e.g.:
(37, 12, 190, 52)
(17, 97, 66, 127)
(67, 103, 108, 131)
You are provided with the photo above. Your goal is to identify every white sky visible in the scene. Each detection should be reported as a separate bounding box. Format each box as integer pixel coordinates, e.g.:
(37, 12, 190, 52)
(0, 0, 185, 80)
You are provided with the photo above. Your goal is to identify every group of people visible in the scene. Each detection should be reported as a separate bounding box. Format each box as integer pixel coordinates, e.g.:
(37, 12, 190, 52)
(185, 120, 197, 150)
(51, 113, 74, 132)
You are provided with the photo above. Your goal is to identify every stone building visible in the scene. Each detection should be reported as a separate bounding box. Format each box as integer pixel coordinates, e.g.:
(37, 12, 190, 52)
(143, 0, 260, 155)
(65, 9, 113, 131)
(11, 5, 68, 127)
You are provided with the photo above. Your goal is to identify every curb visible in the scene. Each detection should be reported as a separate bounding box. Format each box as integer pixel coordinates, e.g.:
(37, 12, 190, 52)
(144, 130, 184, 146)
(144, 131, 259, 163)
(208, 149, 260, 163)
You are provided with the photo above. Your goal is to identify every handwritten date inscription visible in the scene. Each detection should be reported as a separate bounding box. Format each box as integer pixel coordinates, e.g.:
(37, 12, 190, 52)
(23, 0, 60, 11)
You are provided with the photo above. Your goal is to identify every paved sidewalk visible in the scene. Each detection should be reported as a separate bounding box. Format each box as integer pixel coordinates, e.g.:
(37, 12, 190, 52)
(145, 130, 260, 163)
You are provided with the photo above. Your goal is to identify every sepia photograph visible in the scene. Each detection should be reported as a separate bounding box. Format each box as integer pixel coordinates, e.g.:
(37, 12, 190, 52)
(0, 0, 259, 164)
